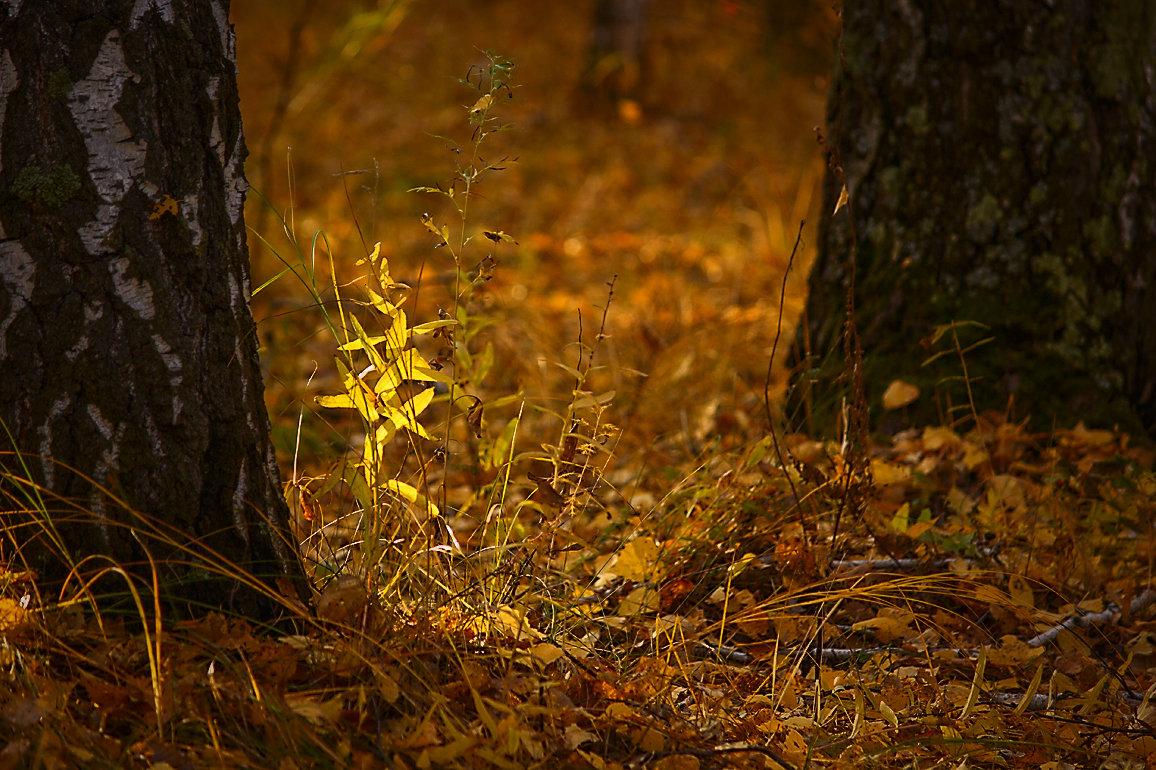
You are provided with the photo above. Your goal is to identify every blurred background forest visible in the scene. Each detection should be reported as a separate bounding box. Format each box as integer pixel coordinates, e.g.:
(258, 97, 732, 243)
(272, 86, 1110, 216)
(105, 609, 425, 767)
(233, 0, 837, 477)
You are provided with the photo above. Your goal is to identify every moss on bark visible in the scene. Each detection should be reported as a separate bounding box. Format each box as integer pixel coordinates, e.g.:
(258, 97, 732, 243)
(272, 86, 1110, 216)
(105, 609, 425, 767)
(795, 0, 1156, 436)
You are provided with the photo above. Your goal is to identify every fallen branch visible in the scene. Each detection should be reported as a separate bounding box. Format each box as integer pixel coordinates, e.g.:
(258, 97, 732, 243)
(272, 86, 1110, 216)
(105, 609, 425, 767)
(986, 691, 1054, 712)
(832, 557, 959, 571)
(986, 688, 1144, 712)
(831, 546, 1000, 573)
(1027, 588, 1156, 648)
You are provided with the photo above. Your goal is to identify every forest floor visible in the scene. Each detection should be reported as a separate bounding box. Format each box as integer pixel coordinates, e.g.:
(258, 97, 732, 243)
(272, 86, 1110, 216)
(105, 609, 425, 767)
(3, 2, 1156, 768)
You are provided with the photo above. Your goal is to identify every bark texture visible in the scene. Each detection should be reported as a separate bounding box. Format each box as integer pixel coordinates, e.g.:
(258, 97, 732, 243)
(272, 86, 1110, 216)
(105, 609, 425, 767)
(796, 0, 1156, 435)
(0, 0, 307, 618)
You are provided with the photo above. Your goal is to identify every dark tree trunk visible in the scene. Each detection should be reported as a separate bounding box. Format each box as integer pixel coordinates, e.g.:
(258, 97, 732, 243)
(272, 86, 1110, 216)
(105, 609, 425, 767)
(795, 1, 1156, 436)
(0, 1, 308, 619)
(580, 0, 650, 109)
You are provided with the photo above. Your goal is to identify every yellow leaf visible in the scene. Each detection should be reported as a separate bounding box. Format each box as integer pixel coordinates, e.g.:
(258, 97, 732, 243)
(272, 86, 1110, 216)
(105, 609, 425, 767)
(1070, 421, 1115, 446)
(315, 393, 357, 409)
(371, 420, 399, 452)
(392, 347, 454, 384)
(336, 334, 388, 353)
(618, 586, 659, 617)
(870, 458, 911, 486)
(905, 519, 935, 539)
(364, 242, 407, 289)
(470, 93, 493, 114)
(851, 614, 913, 644)
(605, 702, 637, 720)
(149, 194, 180, 220)
(960, 647, 986, 719)
(0, 598, 29, 632)
(922, 426, 961, 451)
(882, 379, 920, 410)
(612, 538, 660, 582)
(833, 184, 849, 215)
(367, 287, 397, 317)
(530, 643, 564, 667)
(384, 306, 409, 354)
(411, 319, 457, 335)
(386, 388, 435, 440)
(962, 444, 990, 470)
(492, 606, 542, 640)
(1015, 661, 1045, 717)
(890, 502, 911, 531)
(401, 383, 436, 419)
(351, 391, 381, 424)
(426, 736, 477, 765)
(384, 479, 439, 517)
(482, 230, 518, 245)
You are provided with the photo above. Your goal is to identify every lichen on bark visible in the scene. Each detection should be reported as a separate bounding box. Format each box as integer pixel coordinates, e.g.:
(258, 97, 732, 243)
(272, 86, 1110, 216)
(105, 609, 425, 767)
(795, 0, 1156, 436)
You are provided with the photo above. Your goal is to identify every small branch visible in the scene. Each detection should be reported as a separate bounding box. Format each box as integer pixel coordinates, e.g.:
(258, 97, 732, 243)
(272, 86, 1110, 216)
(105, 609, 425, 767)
(831, 547, 999, 573)
(695, 641, 752, 665)
(1026, 588, 1156, 648)
(832, 557, 958, 571)
(986, 691, 1054, 712)
(986, 688, 1144, 712)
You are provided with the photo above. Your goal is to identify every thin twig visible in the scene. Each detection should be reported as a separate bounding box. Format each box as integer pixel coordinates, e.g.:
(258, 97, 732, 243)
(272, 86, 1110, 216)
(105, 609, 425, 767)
(763, 219, 806, 431)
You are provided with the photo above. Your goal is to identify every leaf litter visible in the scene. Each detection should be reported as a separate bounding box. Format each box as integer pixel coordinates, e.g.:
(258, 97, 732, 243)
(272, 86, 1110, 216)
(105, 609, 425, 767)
(5, 4, 1156, 767)
(2, 417, 1155, 768)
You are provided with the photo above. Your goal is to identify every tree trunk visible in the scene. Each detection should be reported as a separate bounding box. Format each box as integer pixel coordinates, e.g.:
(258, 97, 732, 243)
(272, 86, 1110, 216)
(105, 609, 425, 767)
(580, 0, 650, 109)
(795, 1, 1156, 436)
(0, 1, 308, 619)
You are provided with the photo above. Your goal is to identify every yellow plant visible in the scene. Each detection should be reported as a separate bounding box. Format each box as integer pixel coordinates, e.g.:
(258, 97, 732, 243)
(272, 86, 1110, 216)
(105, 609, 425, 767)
(314, 241, 455, 577)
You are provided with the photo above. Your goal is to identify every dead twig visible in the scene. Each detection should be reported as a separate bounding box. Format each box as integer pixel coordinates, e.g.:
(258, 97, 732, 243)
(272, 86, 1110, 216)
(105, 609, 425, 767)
(1026, 588, 1156, 648)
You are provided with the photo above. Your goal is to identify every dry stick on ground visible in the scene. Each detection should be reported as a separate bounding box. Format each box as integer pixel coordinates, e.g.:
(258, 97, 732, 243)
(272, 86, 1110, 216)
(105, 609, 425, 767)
(829, 548, 1000, 573)
(699, 587, 1156, 715)
(1026, 587, 1156, 648)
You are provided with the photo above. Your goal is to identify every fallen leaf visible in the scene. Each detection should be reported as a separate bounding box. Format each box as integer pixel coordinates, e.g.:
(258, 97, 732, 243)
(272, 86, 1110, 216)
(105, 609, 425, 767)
(530, 643, 565, 666)
(882, 379, 920, 410)
(612, 538, 661, 582)
(285, 693, 342, 725)
(565, 724, 597, 749)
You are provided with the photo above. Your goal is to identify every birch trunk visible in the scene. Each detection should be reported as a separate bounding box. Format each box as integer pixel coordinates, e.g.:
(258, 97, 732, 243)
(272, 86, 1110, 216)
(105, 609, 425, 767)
(0, 0, 308, 619)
